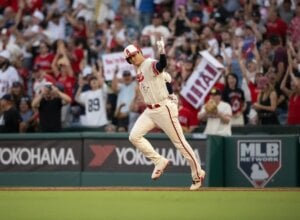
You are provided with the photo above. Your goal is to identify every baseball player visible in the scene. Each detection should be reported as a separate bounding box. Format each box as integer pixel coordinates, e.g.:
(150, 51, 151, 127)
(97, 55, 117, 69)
(124, 38, 205, 190)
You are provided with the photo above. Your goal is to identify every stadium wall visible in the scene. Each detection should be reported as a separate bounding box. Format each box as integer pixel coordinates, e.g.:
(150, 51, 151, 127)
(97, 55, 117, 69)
(0, 129, 299, 187)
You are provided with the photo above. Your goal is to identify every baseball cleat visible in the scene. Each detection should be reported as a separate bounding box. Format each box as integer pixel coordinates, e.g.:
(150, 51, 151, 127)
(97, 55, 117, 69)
(151, 157, 169, 180)
(190, 170, 206, 190)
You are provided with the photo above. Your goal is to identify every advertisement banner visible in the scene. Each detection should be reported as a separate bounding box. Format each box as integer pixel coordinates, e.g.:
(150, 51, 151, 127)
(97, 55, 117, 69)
(0, 140, 81, 171)
(237, 139, 282, 187)
(83, 138, 206, 172)
(223, 135, 298, 187)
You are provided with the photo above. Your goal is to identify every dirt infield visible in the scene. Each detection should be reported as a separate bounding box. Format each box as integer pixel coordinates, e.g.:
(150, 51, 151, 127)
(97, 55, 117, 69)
(0, 186, 299, 191)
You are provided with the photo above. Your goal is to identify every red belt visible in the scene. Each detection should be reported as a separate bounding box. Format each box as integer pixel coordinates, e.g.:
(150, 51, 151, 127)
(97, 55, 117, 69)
(147, 104, 161, 109)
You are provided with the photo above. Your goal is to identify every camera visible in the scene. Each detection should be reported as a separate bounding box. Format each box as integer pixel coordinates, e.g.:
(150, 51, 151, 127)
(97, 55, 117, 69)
(44, 82, 53, 90)
(45, 85, 52, 90)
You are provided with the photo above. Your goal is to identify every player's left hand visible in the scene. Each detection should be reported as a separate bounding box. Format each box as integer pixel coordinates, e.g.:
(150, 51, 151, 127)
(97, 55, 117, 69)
(156, 37, 165, 54)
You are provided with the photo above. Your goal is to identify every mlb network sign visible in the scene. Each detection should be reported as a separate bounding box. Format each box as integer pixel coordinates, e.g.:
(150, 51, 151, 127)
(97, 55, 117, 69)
(237, 140, 281, 187)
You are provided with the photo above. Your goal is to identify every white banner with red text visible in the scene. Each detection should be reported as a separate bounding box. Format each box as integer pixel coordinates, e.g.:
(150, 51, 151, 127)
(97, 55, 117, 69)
(101, 47, 154, 80)
(180, 50, 224, 109)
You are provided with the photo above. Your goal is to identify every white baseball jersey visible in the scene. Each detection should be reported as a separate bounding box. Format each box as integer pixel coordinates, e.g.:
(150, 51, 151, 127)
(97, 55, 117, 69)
(136, 58, 169, 105)
(0, 66, 20, 98)
(78, 85, 108, 127)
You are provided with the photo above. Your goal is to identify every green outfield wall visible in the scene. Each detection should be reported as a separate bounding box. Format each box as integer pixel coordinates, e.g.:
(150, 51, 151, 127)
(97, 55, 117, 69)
(0, 132, 206, 187)
(0, 130, 299, 187)
(205, 134, 300, 187)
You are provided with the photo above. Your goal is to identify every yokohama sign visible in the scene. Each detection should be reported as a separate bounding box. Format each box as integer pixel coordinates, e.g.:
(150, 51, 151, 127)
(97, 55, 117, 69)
(0, 140, 81, 171)
(0, 148, 76, 165)
(84, 138, 206, 172)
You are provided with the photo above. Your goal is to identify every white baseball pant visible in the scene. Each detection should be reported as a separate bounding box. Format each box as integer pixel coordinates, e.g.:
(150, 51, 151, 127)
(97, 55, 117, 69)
(129, 99, 203, 181)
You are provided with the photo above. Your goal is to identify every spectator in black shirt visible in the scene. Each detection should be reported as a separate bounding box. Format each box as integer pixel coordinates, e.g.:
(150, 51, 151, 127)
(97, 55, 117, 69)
(222, 73, 246, 125)
(0, 94, 22, 133)
(32, 82, 71, 132)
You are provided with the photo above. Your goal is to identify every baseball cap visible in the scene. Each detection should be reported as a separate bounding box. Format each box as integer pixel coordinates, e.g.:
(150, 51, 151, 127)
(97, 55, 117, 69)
(20, 96, 31, 104)
(152, 13, 160, 19)
(33, 10, 44, 21)
(1, 94, 12, 101)
(114, 15, 123, 21)
(0, 50, 11, 60)
(82, 66, 93, 77)
(122, 70, 131, 77)
(210, 88, 222, 96)
(191, 16, 201, 23)
(184, 56, 194, 63)
(124, 44, 141, 63)
(12, 81, 22, 87)
(55, 82, 64, 92)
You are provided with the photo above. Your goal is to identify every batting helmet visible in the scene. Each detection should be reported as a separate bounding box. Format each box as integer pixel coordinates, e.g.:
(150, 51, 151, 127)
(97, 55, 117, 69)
(123, 44, 141, 64)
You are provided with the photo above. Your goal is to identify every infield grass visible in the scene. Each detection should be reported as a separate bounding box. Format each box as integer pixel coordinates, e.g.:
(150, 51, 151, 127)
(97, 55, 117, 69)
(0, 189, 299, 220)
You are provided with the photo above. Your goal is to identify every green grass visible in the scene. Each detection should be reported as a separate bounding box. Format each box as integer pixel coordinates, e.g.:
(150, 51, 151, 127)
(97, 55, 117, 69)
(0, 190, 299, 220)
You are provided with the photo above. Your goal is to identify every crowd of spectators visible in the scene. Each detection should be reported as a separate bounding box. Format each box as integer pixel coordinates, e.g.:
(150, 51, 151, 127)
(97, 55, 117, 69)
(0, 0, 299, 133)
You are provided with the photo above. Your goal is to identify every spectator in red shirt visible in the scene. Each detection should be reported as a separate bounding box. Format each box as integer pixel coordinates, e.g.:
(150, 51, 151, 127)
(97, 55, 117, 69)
(52, 49, 76, 127)
(8, 0, 43, 14)
(178, 98, 199, 133)
(52, 51, 76, 102)
(177, 56, 201, 125)
(65, 12, 87, 40)
(25, 0, 43, 14)
(106, 16, 127, 52)
(280, 51, 300, 125)
(33, 41, 55, 76)
(265, 8, 288, 41)
(67, 38, 85, 76)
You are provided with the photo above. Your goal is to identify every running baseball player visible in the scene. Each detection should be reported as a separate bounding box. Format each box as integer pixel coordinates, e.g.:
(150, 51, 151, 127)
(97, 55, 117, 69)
(124, 38, 205, 190)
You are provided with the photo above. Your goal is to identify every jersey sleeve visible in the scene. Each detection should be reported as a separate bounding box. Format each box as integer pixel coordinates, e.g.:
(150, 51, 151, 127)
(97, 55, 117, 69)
(152, 61, 160, 76)
(152, 54, 167, 75)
